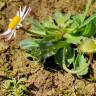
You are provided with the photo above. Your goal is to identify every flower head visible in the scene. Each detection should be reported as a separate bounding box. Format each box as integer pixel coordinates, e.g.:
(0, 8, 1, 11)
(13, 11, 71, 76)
(2, 6, 31, 40)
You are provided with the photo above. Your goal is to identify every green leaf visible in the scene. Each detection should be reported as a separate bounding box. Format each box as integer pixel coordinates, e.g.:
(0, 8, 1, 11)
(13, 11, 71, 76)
(39, 41, 55, 58)
(72, 14, 83, 25)
(73, 54, 88, 75)
(54, 11, 71, 27)
(79, 13, 96, 28)
(29, 20, 46, 36)
(63, 20, 73, 28)
(44, 30, 63, 42)
(41, 17, 57, 29)
(64, 34, 83, 44)
(20, 38, 41, 50)
(55, 45, 75, 67)
(40, 40, 67, 59)
(54, 48, 64, 66)
(67, 14, 83, 33)
(82, 22, 92, 36)
(80, 18, 96, 37)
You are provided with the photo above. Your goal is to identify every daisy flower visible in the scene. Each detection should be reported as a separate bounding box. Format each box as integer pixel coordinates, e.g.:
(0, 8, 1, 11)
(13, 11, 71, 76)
(2, 6, 31, 40)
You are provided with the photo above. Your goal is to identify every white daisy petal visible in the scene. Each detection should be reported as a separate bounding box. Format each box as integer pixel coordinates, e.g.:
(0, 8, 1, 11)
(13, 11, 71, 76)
(17, 6, 22, 17)
(2, 29, 12, 36)
(16, 11, 19, 16)
(13, 30, 16, 38)
(21, 6, 27, 18)
(19, 6, 22, 17)
(6, 30, 14, 40)
(22, 7, 31, 20)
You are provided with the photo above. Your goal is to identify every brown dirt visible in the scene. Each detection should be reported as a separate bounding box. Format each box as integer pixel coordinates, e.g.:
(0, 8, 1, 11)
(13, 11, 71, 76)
(0, 0, 96, 96)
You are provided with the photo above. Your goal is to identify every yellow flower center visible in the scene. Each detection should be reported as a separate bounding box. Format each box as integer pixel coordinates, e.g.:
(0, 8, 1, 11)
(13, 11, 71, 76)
(8, 16, 21, 29)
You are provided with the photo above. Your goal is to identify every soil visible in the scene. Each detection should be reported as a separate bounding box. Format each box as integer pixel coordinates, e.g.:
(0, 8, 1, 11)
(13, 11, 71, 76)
(0, 0, 96, 96)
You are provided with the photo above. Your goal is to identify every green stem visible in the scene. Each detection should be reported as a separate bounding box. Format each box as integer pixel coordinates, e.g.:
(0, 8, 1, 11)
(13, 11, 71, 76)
(82, 0, 92, 22)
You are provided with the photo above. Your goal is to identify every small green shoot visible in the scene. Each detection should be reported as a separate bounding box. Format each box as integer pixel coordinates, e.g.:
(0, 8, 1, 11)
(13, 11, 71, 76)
(3, 78, 27, 96)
